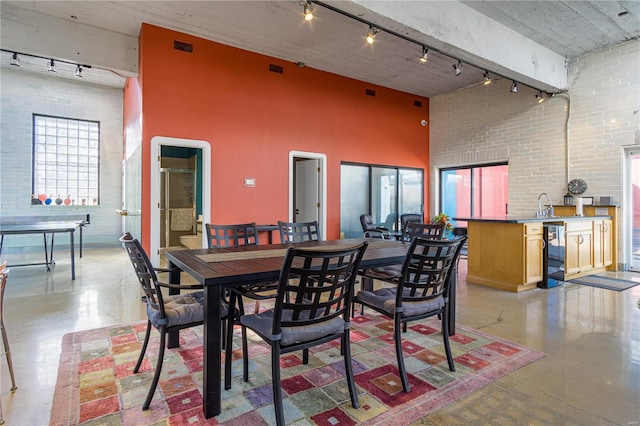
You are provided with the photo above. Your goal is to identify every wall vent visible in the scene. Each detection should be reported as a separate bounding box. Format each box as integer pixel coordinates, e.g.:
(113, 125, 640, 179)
(174, 41, 193, 53)
(269, 64, 284, 74)
(365, 89, 376, 97)
(414, 100, 423, 107)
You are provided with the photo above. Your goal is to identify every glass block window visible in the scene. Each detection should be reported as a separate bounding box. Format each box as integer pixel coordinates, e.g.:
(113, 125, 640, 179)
(32, 114, 100, 206)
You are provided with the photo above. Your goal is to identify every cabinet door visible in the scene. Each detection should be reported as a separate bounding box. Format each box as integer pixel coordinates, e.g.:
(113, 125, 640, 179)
(602, 220, 612, 267)
(593, 221, 604, 268)
(565, 232, 582, 275)
(566, 230, 593, 275)
(578, 231, 593, 272)
(525, 233, 543, 283)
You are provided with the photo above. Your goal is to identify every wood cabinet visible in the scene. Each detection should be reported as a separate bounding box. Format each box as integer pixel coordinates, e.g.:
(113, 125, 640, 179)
(524, 223, 544, 284)
(466, 221, 543, 292)
(565, 221, 593, 276)
(593, 219, 613, 268)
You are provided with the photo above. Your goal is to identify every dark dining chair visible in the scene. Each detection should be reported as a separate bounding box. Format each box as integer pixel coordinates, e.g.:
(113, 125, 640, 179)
(400, 213, 423, 235)
(239, 242, 368, 426)
(360, 214, 391, 239)
(354, 236, 466, 392)
(277, 220, 321, 242)
(120, 233, 218, 410)
(205, 223, 279, 389)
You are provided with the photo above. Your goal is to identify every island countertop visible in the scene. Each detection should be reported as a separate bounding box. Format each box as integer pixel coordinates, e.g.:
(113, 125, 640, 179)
(453, 215, 612, 224)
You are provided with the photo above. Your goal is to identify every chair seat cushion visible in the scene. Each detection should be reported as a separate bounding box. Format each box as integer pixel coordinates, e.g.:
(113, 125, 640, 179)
(356, 287, 445, 317)
(363, 264, 402, 281)
(148, 291, 205, 328)
(241, 309, 345, 346)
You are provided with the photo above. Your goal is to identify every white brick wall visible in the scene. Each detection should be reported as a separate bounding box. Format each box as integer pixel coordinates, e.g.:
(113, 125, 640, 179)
(430, 39, 640, 266)
(0, 69, 124, 250)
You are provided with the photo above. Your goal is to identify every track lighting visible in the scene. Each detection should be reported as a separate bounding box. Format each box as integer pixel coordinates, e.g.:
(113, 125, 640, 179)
(483, 71, 491, 85)
(510, 81, 518, 93)
(453, 60, 463, 76)
(301, 0, 314, 21)
(48, 59, 56, 73)
(366, 26, 378, 45)
(535, 91, 545, 103)
(74, 65, 83, 78)
(419, 46, 429, 63)
(10, 52, 20, 66)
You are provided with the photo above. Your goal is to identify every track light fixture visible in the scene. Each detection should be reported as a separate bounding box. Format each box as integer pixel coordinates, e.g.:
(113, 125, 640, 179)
(535, 91, 545, 103)
(453, 60, 463, 76)
(483, 71, 492, 85)
(48, 59, 56, 73)
(10, 52, 20, 67)
(419, 46, 429, 63)
(366, 25, 378, 45)
(510, 81, 518, 93)
(301, 0, 314, 21)
(74, 65, 83, 78)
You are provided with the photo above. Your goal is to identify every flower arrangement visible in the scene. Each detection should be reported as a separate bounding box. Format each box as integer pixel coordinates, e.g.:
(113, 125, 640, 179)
(432, 212, 454, 231)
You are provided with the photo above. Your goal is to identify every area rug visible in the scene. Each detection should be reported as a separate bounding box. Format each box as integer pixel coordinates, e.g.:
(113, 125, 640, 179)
(51, 314, 545, 425)
(568, 274, 640, 291)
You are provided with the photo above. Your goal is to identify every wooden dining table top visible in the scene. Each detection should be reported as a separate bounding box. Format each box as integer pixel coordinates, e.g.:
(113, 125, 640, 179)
(165, 237, 409, 287)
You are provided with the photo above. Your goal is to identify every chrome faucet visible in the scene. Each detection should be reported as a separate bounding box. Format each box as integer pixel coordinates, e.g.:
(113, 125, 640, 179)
(536, 193, 554, 218)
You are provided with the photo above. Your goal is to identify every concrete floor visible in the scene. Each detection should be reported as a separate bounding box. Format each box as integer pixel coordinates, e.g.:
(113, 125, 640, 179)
(1, 247, 639, 425)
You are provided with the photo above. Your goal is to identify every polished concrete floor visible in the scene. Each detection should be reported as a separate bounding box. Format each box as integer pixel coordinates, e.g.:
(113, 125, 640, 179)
(1, 247, 639, 425)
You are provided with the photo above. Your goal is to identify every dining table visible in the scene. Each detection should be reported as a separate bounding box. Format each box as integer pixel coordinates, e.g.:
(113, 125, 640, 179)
(164, 237, 459, 419)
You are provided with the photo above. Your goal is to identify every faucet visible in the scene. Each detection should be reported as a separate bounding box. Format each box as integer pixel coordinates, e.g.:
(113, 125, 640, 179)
(536, 193, 554, 218)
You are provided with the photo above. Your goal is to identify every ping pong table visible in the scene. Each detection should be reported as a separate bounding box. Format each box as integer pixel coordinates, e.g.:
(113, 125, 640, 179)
(0, 214, 90, 280)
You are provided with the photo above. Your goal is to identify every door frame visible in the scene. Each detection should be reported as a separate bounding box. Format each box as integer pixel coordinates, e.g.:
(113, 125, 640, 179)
(289, 150, 326, 240)
(624, 145, 640, 271)
(151, 136, 211, 265)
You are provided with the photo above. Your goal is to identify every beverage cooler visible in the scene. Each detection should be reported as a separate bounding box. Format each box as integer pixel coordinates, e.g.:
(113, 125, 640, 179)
(539, 224, 566, 288)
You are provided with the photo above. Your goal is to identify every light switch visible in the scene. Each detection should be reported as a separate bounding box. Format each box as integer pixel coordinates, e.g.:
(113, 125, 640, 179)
(244, 177, 256, 187)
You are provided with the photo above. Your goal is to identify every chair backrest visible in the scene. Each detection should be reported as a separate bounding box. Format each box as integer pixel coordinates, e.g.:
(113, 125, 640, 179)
(206, 223, 259, 248)
(278, 221, 321, 243)
(396, 236, 467, 309)
(120, 233, 167, 319)
(272, 242, 368, 343)
(359, 214, 376, 232)
(400, 213, 423, 231)
(404, 222, 445, 241)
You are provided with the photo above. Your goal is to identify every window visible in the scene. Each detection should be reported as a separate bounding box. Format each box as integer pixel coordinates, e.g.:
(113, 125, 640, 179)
(440, 163, 508, 227)
(340, 163, 424, 238)
(32, 114, 100, 206)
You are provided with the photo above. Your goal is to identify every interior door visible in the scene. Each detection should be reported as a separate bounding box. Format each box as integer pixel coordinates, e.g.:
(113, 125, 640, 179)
(628, 148, 640, 271)
(294, 158, 319, 223)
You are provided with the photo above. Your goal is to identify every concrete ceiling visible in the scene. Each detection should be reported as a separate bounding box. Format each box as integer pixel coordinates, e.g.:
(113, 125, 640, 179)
(1, 1, 639, 96)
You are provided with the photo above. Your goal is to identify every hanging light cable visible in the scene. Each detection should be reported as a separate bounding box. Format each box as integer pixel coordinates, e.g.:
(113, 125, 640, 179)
(366, 25, 378, 45)
(10, 52, 20, 66)
(301, 0, 314, 21)
(48, 59, 56, 73)
(418, 46, 429, 63)
(453, 60, 463, 76)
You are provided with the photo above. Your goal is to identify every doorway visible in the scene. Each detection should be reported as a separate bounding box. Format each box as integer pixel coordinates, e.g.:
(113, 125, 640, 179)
(151, 137, 211, 266)
(289, 151, 326, 240)
(625, 147, 640, 271)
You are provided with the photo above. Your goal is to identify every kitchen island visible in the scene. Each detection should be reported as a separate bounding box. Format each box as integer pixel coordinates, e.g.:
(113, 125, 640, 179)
(455, 206, 618, 292)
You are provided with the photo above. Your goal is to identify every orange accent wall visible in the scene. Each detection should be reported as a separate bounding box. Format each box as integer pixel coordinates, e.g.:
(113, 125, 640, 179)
(134, 24, 429, 248)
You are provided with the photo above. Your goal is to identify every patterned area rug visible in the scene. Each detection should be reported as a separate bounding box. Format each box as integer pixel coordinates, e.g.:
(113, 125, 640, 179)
(51, 314, 545, 425)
